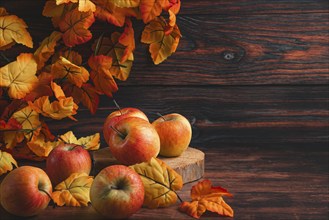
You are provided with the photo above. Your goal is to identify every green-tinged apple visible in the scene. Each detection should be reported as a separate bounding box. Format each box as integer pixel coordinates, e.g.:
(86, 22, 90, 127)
(103, 107, 149, 145)
(46, 143, 92, 186)
(90, 165, 144, 219)
(152, 113, 192, 157)
(0, 166, 52, 217)
(107, 117, 160, 165)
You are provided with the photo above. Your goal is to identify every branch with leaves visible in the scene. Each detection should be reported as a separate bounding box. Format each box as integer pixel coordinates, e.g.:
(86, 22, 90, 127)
(0, 0, 181, 160)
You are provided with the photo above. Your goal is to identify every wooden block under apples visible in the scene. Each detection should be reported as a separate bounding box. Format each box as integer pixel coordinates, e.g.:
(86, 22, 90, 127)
(92, 147, 205, 184)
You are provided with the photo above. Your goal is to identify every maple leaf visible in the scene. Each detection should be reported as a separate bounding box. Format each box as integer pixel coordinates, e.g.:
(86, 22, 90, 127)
(0, 11, 33, 49)
(130, 158, 183, 208)
(93, 33, 133, 81)
(24, 72, 54, 102)
(163, 0, 181, 14)
(52, 172, 93, 206)
(0, 150, 18, 176)
(88, 55, 118, 97)
(78, 0, 96, 12)
(58, 7, 95, 47)
(34, 31, 63, 70)
(119, 18, 135, 63)
(141, 16, 181, 64)
(43, 1, 76, 27)
(59, 131, 100, 150)
(0, 118, 24, 149)
(0, 53, 38, 99)
(52, 49, 83, 65)
(139, 0, 167, 24)
(179, 179, 234, 218)
(51, 56, 89, 87)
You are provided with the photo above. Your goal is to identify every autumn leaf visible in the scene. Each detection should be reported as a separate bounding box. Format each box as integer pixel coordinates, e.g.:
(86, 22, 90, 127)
(59, 131, 100, 150)
(0, 53, 38, 99)
(119, 18, 135, 63)
(52, 49, 83, 65)
(93, 33, 133, 81)
(88, 55, 118, 97)
(163, 0, 180, 15)
(78, 0, 96, 12)
(58, 8, 95, 47)
(52, 173, 93, 207)
(141, 16, 181, 64)
(0, 118, 22, 131)
(0, 118, 24, 149)
(0, 150, 18, 176)
(24, 72, 54, 102)
(34, 31, 63, 70)
(130, 158, 183, 208)
(179, 179, 234, 218)
(110, 0, 140, 8)
(43, 1, 76, 27)
(0, 11, 33, 49)
(139, 0, 167, 23)
(0, 7, 8, 16)
(51, 56, 89, 87)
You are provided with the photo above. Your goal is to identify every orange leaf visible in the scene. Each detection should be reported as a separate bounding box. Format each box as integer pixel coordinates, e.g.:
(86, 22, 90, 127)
(88, 55, 118, 97)
(27, 134, 59, 157)
(0, 11, 33, 49)
(0, 7, 8, 16)
(0, 118, 23, 149)
(34, 31, 63, 70)
(179, 179, 234, 218)
(119, 18, 135, 63)
(139, 0, 167, 23)
(51, 81, 66, 99)
(0, 150, 18, 176)
(24, 72, 54, 102)
(0, 53, 38, 99)
(163, 0, 180, 14)
(93, 33, 133, 81)
(43, 1, 76, 27)
(0, 118, 22, 131)
(141, 16, 181, 64)
(110, 0, 140, 8)
(51, 56, 89, 87)
(52, 49, 83, 65)
(59, 8, 95, 47)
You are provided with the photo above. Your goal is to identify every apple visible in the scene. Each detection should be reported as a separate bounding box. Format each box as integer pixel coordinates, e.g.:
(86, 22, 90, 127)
(107, 117, 160, 165)
(103, 107, 149, 145)
(152, 113, 192, 157)
(46, 143, 92, 186)
(0, 166, 52, 217)
(90, 165, 144, 219)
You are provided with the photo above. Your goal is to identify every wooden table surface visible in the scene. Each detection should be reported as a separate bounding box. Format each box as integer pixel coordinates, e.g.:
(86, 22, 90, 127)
(1, 0, 328, 219)
(1, 145, 327, 220)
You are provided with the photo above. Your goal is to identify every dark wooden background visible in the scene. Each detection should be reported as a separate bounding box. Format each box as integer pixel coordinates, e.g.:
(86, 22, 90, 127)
(1, 0, 328, 219)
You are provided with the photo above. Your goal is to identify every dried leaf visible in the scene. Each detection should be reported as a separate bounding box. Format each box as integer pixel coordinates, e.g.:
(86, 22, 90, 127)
(130, 158, 183, 208)
(163, 0, 180, 14)
(141, 16, 181, 64)
(0, 7, 8, 16)
(78, 0, 96, 12)
(0, 53, 38, 99)
(34, 31, 63, 70)
(0, 12, 33, 49)
(119, 18, 135, 63)
(51, 56, 89, 87)
(93, 33, 133, 81)
(139, 0, 166, 23)
(179, 179, 234, 218)
(59, 8, 95, 47)
(59, 130, 78, 143)
(88, 55, 118, 97)
(110, 0, 140, 8)
(0, 118, 22, 131)
(59, 131, 100, 150)
(0, 117, 24, 149)
(24, 72, 54, 102)
(52, 173, 93, 207)
(27, 135, 59, 157)
(0, 150, 18, 176)
(43, 1, 76, 27)
(52, 49, 83, 65)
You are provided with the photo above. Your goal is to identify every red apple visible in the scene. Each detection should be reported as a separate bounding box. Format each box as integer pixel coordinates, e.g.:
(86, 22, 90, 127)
(90, 165, 144, 219)
(107, 117, 160, 165)
(103, 107, 149, 145)
(46, 143, 92, 186)
(0, 166, 52, 217)
(152, 113, 192, 157)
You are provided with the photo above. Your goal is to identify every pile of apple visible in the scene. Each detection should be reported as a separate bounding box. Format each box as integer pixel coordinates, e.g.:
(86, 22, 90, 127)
(0, 107, 192, 219)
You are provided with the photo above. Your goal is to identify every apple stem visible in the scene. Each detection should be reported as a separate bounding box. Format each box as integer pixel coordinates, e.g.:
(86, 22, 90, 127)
(40, 189, 53, 202)
(113, 99, 123, 115)
(156, 112, 166, 121)
(110, 126, 126, 139)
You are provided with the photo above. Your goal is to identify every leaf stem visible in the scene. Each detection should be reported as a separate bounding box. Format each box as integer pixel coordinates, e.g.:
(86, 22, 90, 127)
(156, 112, 166, 121)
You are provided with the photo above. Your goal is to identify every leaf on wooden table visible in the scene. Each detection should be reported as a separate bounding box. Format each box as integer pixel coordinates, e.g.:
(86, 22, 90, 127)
(59, 131, 100, 150)
(130, 157, 183, 208)
(58, 8, 95, 47)
(141, 16, 181, 64)
(0, 10, 33, 49)
(0, 53, 38, 99)
(139, 0, 167, 23)
(52, 173, 93, 207)
(0, 150, 18, 176)
(179, 179, 234, 219)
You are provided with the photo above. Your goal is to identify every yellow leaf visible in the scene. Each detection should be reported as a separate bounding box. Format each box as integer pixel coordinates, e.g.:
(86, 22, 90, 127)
(0, 150, 18, 176)
(52, 173, 93, 207)
(56, 0, 78, 4)
(59, 8, 95, 47)
(141, 16, 181, 64)
(59, 130, 78, 143)
(78, 0, 96, 12)
(52, 49, 83, 66)
(2, 131, 24, 149)
(0, 53, 38, 99)
(110, 0, 140, 8)
(51, 56, 89, 87)
(27, 135, 60, 157)
(77, 133, 100, 150)
(130, 158, 183, 208)
(34, 31, 63, 70)
(0, 13, 33, 49)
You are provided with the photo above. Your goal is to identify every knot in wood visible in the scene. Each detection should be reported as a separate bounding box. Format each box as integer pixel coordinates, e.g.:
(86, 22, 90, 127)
(223, 51, 235, 61)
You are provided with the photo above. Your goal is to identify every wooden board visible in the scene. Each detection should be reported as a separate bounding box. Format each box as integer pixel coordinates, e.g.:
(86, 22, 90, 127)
(92, 147, 205, 184)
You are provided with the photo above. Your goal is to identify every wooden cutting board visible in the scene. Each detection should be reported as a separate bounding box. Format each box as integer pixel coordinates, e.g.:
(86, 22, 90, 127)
(92, 147, 205, 184)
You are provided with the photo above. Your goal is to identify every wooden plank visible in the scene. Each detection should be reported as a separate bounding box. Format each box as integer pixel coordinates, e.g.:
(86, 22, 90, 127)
(40, 85, 328, 148)
(1, 4, 328, 85)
